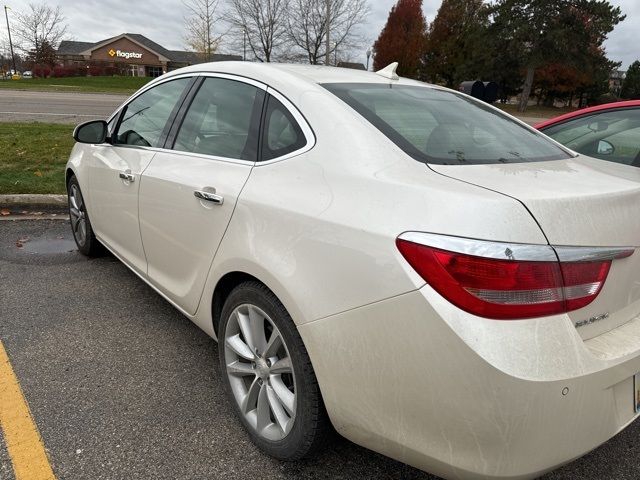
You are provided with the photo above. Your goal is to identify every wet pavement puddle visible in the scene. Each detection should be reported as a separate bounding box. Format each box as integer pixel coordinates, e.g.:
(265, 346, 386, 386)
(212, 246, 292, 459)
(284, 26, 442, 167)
(19, 237, 77, 254)
(1, 227, 82, 265)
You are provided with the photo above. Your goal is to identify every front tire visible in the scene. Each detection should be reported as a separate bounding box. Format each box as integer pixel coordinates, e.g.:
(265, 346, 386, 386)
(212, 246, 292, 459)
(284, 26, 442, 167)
(67, 175, 101, 257)
(219, 281, 330, 460)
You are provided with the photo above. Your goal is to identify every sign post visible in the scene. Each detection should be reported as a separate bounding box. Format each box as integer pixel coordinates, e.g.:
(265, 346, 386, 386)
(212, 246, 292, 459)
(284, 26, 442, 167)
(4, 5, 17, 75)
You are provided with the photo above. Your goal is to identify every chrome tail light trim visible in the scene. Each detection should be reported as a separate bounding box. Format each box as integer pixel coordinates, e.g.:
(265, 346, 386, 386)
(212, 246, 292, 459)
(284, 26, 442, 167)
(553, 246, 635, 262)
(398, 232, 557, 262)
(398, 232, 636, 263)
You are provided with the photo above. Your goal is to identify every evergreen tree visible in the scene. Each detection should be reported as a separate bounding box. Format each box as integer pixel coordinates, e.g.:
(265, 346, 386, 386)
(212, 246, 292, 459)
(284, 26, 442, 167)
(26, 39, 57, 67)
(621, 61, 640, 99)
(423, 0, 489, 88)
(490, 0, 625, 112)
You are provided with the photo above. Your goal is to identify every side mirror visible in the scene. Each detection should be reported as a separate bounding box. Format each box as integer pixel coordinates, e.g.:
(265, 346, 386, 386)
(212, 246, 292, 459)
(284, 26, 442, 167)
(73, 120, 108, 144)
(597, 140, 614, 156)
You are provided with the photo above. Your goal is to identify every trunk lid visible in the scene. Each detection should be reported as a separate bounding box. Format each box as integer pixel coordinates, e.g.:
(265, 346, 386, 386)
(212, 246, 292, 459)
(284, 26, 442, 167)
(429, 156, 640, 340)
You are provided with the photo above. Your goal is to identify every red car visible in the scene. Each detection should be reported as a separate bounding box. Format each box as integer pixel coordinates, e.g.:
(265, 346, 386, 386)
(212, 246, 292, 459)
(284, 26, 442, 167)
(536, 100, 640, 168)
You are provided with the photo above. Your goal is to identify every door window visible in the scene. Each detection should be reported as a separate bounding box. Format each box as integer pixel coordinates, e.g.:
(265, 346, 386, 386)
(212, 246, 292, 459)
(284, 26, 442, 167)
(543, 108, 640, 166)
(600, 126, 640, 165)
(115, 78, 191, 148)
(261, 95, 306, 161)
(173, 77, 263, 161)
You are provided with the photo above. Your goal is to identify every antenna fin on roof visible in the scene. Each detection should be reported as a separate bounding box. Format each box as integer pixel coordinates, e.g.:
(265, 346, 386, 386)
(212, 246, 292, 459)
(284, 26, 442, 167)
(375, 62, 399, 80)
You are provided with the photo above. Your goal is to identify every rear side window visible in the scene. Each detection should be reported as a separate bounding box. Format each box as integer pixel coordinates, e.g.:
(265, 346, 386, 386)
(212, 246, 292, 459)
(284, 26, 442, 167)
(323, 83, 571, 165)
(261, 95, 306, 161)
(173, 77, 263, 161)
(115, 78, 190, 148)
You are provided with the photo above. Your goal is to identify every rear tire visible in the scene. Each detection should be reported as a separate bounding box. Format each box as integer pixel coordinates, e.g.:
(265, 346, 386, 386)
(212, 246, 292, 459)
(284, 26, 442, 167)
(67, 175, 102, 257)
(219, 281, 330, 460)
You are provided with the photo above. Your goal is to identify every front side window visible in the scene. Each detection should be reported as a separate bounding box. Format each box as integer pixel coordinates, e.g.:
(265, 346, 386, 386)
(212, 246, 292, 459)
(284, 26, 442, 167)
(543, 108, 640, 167)
(115, 78, 190, 148)
(323, 83, 571, 165)
(261, 95, 306, 161)
(173, 77, 263, 161)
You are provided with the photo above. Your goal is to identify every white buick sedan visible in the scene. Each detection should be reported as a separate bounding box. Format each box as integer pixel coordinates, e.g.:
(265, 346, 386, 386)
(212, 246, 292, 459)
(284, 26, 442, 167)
(67, 62, 640, 479)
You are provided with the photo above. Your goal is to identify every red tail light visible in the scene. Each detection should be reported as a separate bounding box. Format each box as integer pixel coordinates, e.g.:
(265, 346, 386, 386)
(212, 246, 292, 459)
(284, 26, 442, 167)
(397, 234, 633, 320)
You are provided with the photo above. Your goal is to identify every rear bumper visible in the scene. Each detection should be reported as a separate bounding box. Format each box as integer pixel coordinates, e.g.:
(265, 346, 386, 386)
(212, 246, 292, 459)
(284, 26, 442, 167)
(299, 286, 640, 479)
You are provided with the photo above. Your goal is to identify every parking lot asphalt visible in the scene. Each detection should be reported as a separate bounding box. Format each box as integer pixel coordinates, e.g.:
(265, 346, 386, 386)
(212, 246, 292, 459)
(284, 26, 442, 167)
(1, 220, 640, 480)
(0, 90, 127, 124)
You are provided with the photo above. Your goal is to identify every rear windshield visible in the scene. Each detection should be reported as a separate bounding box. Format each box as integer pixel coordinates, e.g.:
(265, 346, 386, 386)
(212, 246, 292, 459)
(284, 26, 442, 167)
(323, 83, 571, 165)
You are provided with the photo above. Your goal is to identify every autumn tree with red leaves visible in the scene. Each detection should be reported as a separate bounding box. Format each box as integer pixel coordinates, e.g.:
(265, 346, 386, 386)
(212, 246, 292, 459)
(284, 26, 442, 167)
(373, 0, 427, 78)
(533, 63, 588, 105)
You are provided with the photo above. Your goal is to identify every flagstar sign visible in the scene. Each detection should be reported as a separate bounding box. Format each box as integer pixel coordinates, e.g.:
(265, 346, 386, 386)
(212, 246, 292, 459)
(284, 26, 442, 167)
(108, 49, 143, 59)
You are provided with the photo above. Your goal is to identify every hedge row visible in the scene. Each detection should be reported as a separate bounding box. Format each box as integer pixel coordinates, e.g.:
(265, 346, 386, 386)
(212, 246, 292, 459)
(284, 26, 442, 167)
(32, 65, 127, 78)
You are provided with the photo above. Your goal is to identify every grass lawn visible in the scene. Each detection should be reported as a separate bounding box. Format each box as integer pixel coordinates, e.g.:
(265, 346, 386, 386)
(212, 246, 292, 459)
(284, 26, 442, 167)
(496, 103, 577, 119)
(0, 76, 152, 94)
(0, 122, 74, 194)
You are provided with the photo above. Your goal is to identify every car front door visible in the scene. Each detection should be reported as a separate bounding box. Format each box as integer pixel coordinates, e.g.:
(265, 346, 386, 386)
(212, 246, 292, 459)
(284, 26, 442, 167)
(138, 75, 265, 314)
(542, 107, 640, 167)
(88, 77, 194, 274)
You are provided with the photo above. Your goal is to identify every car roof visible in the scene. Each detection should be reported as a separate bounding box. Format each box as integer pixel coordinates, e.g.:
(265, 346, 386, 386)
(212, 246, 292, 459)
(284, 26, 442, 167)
(535, 100, 640, 130)
(259, 63, 389, 83)
(162, 61, 428, 88)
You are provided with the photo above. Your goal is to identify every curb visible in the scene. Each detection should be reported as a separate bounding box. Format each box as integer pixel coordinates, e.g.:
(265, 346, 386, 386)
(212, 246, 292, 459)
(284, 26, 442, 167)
(0, 194, 67, 207)
(0, 214, 69, 221)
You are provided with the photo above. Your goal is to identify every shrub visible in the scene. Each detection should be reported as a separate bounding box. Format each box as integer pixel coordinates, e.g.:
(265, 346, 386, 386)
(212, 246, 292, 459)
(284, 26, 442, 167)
(33, 66, 51, 78)
(593, 93, 621, 106)
(87, 65, 104, 76)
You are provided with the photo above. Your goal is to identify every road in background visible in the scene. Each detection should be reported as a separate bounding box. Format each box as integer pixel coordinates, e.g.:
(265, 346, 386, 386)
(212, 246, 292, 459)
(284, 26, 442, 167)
(0, 89, 548, 126)
(1, 220, 640, 479)
(0, 90, 127, 124)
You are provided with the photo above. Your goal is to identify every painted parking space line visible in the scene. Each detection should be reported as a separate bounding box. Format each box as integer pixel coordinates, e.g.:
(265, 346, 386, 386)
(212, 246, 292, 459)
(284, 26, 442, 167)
(0, 341, 56, 480)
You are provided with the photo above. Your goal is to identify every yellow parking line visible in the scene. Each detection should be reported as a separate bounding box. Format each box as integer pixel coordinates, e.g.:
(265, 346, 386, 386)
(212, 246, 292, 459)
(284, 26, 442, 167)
(0, 341, 56, 480)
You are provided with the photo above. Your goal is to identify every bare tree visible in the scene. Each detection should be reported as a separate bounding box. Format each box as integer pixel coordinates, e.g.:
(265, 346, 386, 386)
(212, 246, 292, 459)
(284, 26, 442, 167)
(227, 0, 289, 62)
(287, 0, 369, 65)
(183, 0, 224, 61)
(14, 3, 67, 65)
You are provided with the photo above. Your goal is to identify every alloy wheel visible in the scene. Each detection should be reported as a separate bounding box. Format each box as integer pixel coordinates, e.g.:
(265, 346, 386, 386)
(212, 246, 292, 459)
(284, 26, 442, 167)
(224, 303, 297, 441)
(69, 184, 87, 247)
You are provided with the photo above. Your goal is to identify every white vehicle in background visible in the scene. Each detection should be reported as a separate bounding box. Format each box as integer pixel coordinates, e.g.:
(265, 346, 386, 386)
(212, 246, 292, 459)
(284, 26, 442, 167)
(65, 62, 640, 480)
(21, 70, 32, 78)
(3, 69, 21, 79)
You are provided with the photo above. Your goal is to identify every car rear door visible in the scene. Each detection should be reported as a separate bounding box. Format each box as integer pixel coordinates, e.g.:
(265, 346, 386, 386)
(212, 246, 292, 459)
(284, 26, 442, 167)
(88, 76, 194, 274)
(138, 75, 265, 315)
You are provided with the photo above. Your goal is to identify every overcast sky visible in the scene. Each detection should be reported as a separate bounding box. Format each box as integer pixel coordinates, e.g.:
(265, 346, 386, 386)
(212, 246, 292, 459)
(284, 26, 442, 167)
(3, 0, 638, 69)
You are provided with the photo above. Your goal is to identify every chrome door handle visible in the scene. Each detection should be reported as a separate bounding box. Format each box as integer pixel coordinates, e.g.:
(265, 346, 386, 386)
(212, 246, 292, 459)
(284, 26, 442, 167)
(119, 172, 135, 182)
(194, 190, 224, 205)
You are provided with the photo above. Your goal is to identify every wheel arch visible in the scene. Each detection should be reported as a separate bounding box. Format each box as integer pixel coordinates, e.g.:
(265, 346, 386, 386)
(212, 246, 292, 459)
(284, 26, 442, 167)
(211, 271, 264, 337)
(202, 254, 310, 342)
(65, 167, 76, 186)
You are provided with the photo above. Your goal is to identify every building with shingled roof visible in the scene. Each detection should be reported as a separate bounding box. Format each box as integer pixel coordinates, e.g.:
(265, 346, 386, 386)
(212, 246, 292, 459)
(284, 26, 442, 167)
(57, 33, 241, 77)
